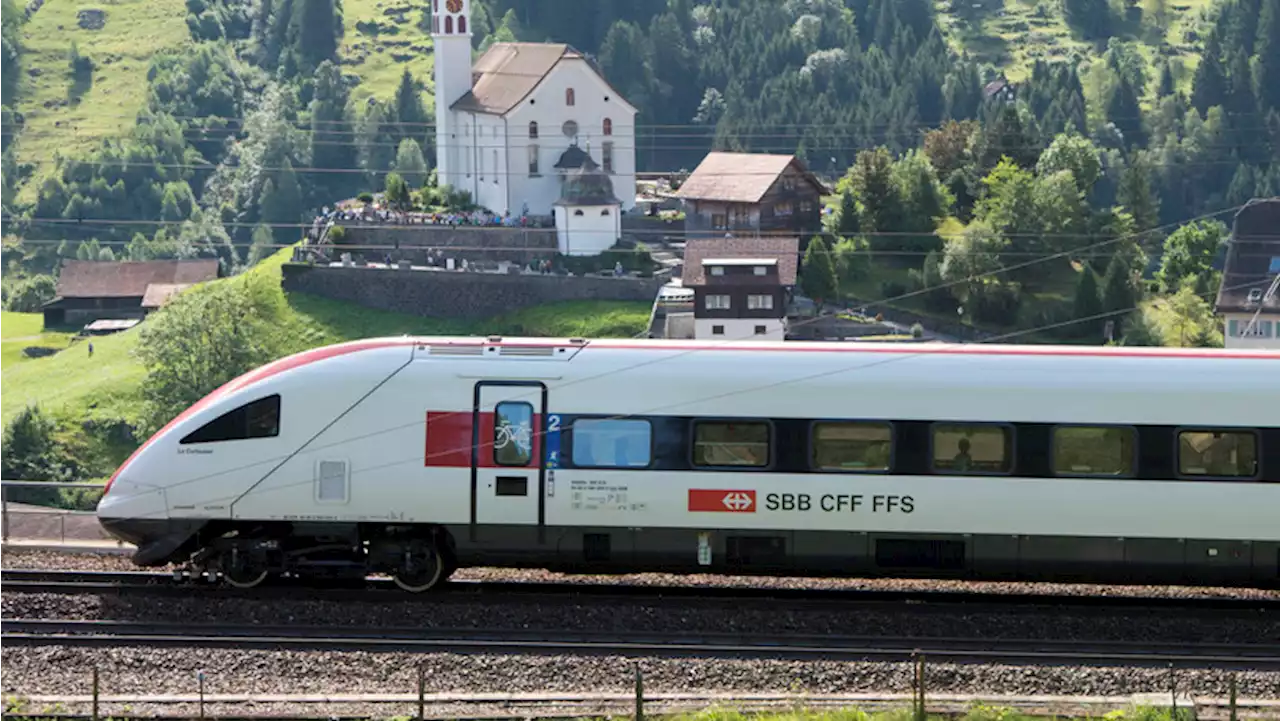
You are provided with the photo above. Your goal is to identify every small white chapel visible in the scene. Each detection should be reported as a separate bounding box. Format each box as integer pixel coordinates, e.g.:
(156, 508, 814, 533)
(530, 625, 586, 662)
(430, 0, 638, 255)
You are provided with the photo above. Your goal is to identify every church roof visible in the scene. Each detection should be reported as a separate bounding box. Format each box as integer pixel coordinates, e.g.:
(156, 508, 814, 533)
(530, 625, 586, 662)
(451, 43, 585, 115)
(554, 144, 595, 170)
(555, 151, 619, 207)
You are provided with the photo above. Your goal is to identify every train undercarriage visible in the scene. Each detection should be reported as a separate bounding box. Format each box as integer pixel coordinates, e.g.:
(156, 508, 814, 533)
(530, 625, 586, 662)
(180, 522, 459, 592)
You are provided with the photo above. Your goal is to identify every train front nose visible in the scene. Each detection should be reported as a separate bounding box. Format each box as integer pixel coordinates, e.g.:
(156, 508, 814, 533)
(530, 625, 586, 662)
(96, 464, 180, 563)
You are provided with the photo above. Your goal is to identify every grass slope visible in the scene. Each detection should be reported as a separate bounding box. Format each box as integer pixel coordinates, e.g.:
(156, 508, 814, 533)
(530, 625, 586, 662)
(1, 311, 77, 369)
(13, 0, 191, 203)
(339, 0, 435, 106)
(0, 249, 651, 427)
(936, 0, 1212, 84)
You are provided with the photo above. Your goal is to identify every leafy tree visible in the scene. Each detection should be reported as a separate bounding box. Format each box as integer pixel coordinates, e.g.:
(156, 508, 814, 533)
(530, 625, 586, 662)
(258, 158, 304, 245)
(939, 221, 1008, 305)
(1036, 133, 1102, 194)
(1, 405, 77, 483)
(1141, 283, 1223, 347)
(5, 275, 57, 312)
(801, 235, 839, 306)
(394, 139, 429, 188)
(134, 275, 291, 433)
(844, 147, 898, 235)
(832, 235, 871, 284)
(1116, 156, 1160, 236)
(1156, 220, 1228, 294)
(922, 119, 975, 181)
(384, 171, 411, 211)
(890, 149, 952, 247)
(310, 61, 359, 196)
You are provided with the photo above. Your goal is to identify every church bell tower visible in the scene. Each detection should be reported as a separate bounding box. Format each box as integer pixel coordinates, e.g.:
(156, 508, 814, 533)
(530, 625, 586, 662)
(431, 0, 472, 188)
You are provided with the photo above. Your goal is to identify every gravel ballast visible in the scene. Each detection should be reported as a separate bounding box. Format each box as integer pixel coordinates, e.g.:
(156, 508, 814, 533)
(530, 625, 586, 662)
(4, 647, 1279, 703)
(5, 548, 1280, 601)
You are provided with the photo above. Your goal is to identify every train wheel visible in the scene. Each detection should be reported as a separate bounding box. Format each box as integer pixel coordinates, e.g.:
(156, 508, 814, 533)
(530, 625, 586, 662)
(224, 567, 269, 589)
(392, 540, 444, 593)
(222, 547, 269, 589)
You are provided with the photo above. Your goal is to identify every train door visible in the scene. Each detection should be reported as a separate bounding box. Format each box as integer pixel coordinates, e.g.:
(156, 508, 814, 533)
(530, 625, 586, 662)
(472, 382, 546, 532)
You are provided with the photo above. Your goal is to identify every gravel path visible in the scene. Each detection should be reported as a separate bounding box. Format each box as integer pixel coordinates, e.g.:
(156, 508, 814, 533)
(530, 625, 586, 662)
(5, 549, 1279, 602)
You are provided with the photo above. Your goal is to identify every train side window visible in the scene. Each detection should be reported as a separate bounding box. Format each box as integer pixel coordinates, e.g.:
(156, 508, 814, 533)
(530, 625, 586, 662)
(1052, 426, 1136, 477)
(812, 422, 892, 472)
(179, 395, 281, 445)
(1177, 429, 1258, 479)
(693, 421, 770, 467)
(572, 419, 652, 468)
(931, 423, 1012, 474)
(493, 401, 534, 467)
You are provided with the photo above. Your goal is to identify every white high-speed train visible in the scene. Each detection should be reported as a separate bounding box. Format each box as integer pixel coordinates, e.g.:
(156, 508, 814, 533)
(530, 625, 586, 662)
(97, 336, 1280, 591)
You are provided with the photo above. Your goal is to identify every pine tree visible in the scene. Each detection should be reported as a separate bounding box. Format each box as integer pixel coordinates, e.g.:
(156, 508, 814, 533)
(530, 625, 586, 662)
(1107, 74, 1146, 149)
(1100, 252, 1136, 333)
(310, 61, 358, 197)
(393, 69, 428, 146)
(1256, 0, 1280, 112)
(801, 235, 839, 307)
(1191, 36, 1228, 113)
(837, 191, 860, 235)
(287, 0, 341, 74)
(1157, 61, 1175, 98)
(259, 159, 303, 243)
(1073, 263, 1104, 340)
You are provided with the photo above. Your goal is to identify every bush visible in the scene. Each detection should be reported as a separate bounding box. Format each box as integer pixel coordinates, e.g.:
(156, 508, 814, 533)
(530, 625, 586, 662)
(326, 225, 348, 244)
(880, 279, 907, 299)
(357, 192, 374, 204)
(1, 405, 79, 486)
(910, 322, 924, 338)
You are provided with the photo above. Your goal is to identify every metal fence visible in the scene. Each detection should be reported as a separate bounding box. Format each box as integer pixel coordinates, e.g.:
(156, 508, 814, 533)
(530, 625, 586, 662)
(0, 480, 115, 544)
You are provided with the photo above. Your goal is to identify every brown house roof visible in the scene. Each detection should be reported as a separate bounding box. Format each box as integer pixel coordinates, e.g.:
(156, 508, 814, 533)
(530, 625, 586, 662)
(674, 153, 830, 204)
(1215, 198, 1280, 314)
(54, 259, 220, 299)
(682, 236, 800, 287)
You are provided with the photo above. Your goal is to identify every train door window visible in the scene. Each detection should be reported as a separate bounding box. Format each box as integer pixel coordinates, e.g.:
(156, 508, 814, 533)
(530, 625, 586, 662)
(180, 395, 281, 445)
(1177, 429, 1259, 479)
(1051, 426, 1136, 477)
(931, 423, 1012, 474)
(493, 401, 534, 467)
(812, 421, 892, 472)
(693, 421, 770, 467)
(571, 419, 652, 468)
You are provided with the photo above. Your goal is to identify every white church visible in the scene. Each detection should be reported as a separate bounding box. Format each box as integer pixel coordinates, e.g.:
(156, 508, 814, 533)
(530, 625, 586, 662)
(431, 0, 638, 255)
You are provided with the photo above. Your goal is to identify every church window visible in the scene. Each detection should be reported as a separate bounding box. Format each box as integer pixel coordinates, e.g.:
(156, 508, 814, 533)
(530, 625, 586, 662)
(603, 118, 612, 136)
(574, 209, 585, 216)
(529, 121, 538, 139)
(566, 88, 576, 106)
(433, 0, 437, 11)
(445, 15, 453, 33)
(459, 15, 466, 33)
(602, 142, 613, 173)
(601, 209, 611, 216)
(562, 120, 578, 138)
(528, 145, 539, 176)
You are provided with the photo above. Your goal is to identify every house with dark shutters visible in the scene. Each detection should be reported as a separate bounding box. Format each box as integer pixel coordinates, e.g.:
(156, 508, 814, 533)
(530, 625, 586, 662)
(673, 153, 830, 239)
(1214, 198, 1280, 349)
(42, 259, 221, 328)
(679, 235, 800, 341)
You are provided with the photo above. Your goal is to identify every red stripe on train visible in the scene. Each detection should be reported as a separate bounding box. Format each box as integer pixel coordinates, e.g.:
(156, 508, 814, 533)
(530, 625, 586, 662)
(425, 411, 542, 469)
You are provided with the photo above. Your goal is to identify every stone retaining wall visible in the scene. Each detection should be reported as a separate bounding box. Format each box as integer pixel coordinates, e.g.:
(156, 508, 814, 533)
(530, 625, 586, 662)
(281, 263, 663, 321)
(331, 223, 558, 264)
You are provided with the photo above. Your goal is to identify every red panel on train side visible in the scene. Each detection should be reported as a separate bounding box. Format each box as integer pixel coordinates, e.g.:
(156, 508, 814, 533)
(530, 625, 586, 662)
(425, 411, 543, 469)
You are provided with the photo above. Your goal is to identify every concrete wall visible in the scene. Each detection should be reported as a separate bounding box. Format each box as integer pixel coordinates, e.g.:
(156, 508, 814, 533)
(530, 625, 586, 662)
(281, 263, 663, 321)
(333, 223, 559, 264)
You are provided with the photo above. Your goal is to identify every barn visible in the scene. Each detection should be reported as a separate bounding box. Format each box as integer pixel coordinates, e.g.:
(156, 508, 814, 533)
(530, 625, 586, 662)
(41, 259, 221, 328)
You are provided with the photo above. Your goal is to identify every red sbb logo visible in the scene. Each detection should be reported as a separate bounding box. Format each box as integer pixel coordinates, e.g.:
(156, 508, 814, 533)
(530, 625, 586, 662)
(688, 489, 757, 513)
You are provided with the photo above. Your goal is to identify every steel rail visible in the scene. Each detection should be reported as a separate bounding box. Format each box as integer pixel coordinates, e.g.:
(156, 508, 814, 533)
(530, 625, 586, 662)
(4, 619, 1279, 670)
(3, 569, 1278, 616)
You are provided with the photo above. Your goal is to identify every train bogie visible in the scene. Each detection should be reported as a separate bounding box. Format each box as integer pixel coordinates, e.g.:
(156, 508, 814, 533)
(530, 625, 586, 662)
(97, 336, 1280, 591)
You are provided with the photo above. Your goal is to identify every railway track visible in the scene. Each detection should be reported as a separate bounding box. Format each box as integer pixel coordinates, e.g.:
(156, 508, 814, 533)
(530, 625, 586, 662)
(4, 618, 1279, 670)
(4, 569, 1278, 616)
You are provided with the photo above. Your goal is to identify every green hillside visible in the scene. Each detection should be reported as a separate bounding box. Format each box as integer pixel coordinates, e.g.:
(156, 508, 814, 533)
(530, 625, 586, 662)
(340, 0, 435, 105)
(1, 248, 650, 427)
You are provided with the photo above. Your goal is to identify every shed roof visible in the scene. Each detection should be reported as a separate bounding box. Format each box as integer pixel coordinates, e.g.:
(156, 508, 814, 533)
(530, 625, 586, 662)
(1215, 198, 1280, 314)
(141, 283, 195, 309)
(682, 236, 800, 287)
(53, 259, 220, 299)
(674, 153, 830, 204)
